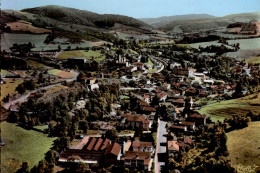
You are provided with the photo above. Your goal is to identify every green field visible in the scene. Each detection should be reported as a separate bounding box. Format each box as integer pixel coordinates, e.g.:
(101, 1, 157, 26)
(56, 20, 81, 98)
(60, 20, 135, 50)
(1, 122, 57, 173)
(227, 121, 260, 173)
(57, 50, 105, 62)
(246, 56, 260, 64)
(1, 69, 14, 75)
(1, 79, 24, 100)
(198, 93, 260, 122)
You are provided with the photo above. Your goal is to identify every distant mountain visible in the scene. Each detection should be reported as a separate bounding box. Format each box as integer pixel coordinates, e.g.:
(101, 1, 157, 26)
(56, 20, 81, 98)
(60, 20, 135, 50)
(161, 12, 260, 33)
(140, 14, 215, 27)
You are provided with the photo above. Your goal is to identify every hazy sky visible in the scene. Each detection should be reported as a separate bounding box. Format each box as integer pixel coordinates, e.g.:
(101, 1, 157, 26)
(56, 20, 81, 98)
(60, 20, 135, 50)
(2, 0, 260, 18)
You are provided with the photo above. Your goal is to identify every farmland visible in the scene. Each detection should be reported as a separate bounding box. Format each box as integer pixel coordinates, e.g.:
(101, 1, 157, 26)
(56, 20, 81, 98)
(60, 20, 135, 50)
(1, 33, 93, 52)
(1, 122, 57, 173)
(246, 56, 260, 64)
(57, 50, 105, 62)
(48, 69, 74, 79)
(198, 93, 260, 122)
(0, 78, 23, 100)
(227, 121, 260, 173)
(6, 21, 51, 34)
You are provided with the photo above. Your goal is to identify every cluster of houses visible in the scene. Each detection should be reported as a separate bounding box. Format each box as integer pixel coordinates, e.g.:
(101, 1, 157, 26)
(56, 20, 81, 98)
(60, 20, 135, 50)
(56, 50, 259, 171)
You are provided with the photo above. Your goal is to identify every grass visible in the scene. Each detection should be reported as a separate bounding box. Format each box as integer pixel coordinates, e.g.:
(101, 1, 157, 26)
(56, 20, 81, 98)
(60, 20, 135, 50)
(86, 130, 100, 135)
(26, 60, 49, 69)
(1, 69, 14, 75)
(1, 122, 57, 173)
(226, 121, 260, 173)
(198, 93, 260, 122)
(152, 132, 157, 143)
(1, 78, 23, 100)
(146, 58, 154, 67)
(48, 69, 74, 79)
(57, 50, 105, 62)
(118, 130, 135, 135)
(246, 56, 260, 64)
(44, 85, 67, 96)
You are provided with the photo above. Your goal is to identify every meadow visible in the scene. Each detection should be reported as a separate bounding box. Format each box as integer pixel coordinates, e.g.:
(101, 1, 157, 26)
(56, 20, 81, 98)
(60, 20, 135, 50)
(198, 93, 260, 122)
(0, 78, 23, 100)
(1, 122, 56, 173)
(227, 121, 260, 173)
(57, 50, 105, 62)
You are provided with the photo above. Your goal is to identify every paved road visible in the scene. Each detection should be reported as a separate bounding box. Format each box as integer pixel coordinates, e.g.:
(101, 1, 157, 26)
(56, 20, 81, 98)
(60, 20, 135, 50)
(155, 119, 167, 173)
(3, 70, 79, 110)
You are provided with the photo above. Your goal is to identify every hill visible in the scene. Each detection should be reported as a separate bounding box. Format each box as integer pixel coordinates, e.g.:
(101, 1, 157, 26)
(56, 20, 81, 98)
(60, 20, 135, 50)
(1, 5, 153, 44)
(140, 14, 215, 28)
(161, 12, 260, 33)
(22, 5, 152, 30)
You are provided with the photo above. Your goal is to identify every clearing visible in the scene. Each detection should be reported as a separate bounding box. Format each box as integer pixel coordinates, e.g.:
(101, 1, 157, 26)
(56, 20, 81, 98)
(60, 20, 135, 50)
(198, 93, 260, 122)
(227, 121, 260, 173)
(57, 50, 105, 62)
(1, 122, 57, 173)
(48, 69, 74, 79)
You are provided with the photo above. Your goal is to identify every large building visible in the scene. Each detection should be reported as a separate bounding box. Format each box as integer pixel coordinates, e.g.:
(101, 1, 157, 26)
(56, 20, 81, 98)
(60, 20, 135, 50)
(59, 138, 121, 165)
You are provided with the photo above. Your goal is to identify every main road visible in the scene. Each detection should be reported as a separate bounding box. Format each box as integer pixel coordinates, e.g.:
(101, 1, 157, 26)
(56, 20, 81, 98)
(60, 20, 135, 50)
(155, 119, 167, 173)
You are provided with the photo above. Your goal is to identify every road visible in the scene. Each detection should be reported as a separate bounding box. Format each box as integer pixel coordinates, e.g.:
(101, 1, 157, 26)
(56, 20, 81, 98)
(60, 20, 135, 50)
(2, 70, 79, 110)
(155, 119, 167, 173)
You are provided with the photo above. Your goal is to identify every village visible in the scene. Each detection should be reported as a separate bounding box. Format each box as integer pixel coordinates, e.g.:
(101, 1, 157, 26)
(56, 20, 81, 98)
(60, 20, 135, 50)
(1, 28, 260, 173)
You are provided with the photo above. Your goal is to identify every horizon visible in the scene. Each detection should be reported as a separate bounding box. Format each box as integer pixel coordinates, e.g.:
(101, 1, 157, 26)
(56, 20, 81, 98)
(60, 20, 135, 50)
(2, 0, 260, 18)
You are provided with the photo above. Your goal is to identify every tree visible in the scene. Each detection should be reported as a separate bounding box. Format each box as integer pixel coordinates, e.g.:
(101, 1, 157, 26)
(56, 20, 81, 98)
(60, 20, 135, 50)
(105, 129, 118, 140)
(16, 83, 26, 94)
(16, 162, 29, 173)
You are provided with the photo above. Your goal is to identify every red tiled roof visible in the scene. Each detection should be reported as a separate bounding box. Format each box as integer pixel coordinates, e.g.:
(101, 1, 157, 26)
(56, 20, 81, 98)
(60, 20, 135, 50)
(104, 142, 121, 156)
(128, 115, 150, 124)
(132, 141, 153, 148)
(141, 107, 156, 112)
(123, 151, 151, 165)
(189, 114, 206, 119)
(87, 138, 97, 150)
(172, 99, 185, 104)
(184, 137, 193, 144)
(94, 138, 103, 151)
(168, 141, 179, 151)
(158, 91, 167, 99)
(170, 125, 186, 130)
(101, 138, 111, 150)
(180, 121, 195, 126)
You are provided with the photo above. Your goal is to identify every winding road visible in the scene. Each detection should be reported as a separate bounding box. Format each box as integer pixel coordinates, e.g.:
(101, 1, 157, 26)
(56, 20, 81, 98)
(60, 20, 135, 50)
(2, 70, 79, 110)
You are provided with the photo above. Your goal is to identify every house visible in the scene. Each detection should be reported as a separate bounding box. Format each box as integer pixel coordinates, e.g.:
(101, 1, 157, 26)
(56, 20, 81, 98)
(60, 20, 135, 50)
(122, 113, 151, 130)
(157, 91, 167, 102)
(167, 140, 179, 155)
(188, 114, 206, 126)
(180, 121, 195, 130)
(173, 68, 189, 76)
(132, 141, 155, 154)
(122, 151, 152, 171)
(171, 99, 185, 107)
(59, 138, 121, 164)
(132, 62, 144, 70)
(169, 125, 187, 132)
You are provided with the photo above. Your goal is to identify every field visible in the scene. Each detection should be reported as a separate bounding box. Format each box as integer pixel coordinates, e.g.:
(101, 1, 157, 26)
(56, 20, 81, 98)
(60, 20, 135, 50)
(48, 69, 74, 79)
(26, 60, 49, 69)
(1, 33, 93, 52)
(246, 56, 260, 64)
(43, 85, 68, 96)
(6, 21, 51, 34)
(57, 50, 105, 62)
(0, 78, 23, 100)
(198, 93, 260, 122)
(1, 122, 57, 173)
(227, 121, 260, 173)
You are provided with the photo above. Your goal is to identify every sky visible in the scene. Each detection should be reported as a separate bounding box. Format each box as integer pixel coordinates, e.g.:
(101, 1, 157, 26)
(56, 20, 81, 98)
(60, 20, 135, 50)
(2, 0, 260, 18)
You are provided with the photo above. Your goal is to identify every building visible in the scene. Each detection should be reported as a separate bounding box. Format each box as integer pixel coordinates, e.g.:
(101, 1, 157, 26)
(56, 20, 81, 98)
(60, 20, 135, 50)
(122, 151, 152, 171)
(123, 114, 151, 131)
(132, 141, 155, 154)
(59, 138, 121, 164)
(167, 140, 179, 155)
